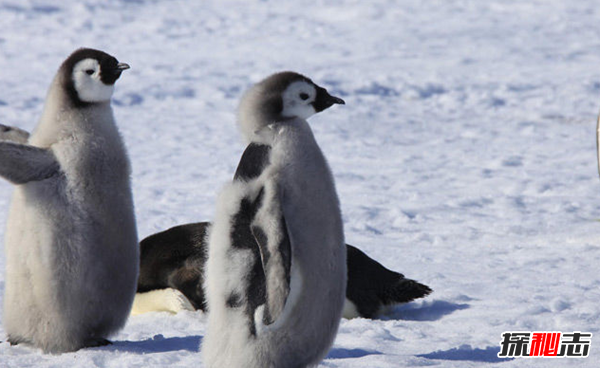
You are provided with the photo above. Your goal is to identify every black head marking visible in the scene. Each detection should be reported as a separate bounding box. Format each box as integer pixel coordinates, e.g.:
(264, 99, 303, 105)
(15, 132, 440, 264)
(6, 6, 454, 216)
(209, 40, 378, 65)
(258, 71, 314, 95)
(256, 71, 344, 119)
(59, 48, 126, 107)
(257, 71, 313, 119)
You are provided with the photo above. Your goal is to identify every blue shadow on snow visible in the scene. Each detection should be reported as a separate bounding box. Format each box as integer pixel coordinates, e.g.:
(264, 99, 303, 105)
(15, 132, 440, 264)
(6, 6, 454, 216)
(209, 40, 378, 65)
(418, 345, 512, 363)
(385, 300, 470, 322)
(108, 334, 201, 353)
(327, 348, 381, 359)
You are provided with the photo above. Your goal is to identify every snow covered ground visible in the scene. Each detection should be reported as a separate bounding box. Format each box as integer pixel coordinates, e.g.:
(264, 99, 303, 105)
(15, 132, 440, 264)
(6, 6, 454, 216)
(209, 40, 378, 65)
(1, 0, 600, 366)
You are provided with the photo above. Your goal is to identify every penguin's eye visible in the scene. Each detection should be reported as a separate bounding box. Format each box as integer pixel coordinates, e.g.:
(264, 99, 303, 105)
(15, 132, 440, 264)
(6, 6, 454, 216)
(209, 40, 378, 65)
(85, 69, 95, 75)
(299, 93, 309, 101)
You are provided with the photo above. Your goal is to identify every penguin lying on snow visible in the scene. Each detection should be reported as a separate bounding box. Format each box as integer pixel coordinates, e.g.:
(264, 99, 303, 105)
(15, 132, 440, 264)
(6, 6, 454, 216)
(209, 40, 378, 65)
(0, 48, 138, 353)
(202, 71, 347, 368)
(134, 222, 432, 318)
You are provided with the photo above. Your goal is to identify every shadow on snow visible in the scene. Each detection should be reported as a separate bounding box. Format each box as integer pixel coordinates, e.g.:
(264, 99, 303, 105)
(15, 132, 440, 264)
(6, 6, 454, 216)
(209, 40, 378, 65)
(327, 347, 382, 359)
(100, 300, 468, 356)
(418, 345, 512, 363)
(384, 300, 470, 321)
(108, 334, 201, 353)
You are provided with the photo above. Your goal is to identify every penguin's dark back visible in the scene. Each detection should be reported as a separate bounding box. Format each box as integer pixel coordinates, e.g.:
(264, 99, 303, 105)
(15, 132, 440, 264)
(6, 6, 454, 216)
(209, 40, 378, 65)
(137, 222, 208, 310)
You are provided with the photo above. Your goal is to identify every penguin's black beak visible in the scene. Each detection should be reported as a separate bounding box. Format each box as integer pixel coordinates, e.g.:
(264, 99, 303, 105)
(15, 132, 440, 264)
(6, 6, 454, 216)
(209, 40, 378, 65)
(101, 62, 130, 85)
(116, 63, 130, 72)
(312, 86, 345, 112)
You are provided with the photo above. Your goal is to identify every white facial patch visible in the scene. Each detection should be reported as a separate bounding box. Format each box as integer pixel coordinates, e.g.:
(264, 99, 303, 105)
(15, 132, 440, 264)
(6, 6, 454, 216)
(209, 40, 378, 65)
(72, 58, 114, 103)
(281, 81, 317, 120)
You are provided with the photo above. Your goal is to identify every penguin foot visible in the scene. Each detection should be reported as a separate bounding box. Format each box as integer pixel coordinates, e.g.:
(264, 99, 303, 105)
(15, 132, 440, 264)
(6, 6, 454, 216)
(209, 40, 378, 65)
(346, 244, 433, 318)
(84, 338, 112, 348)
(346, 275, 432, 319)
(130, 288, 196, 316)
(380, 278, 432, 306)
(163, 288, 196, 313)
(7, 336, 27, 346)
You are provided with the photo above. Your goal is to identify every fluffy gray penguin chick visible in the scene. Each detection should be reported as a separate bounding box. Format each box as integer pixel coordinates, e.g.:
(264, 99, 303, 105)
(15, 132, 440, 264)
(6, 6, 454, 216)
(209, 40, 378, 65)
(0, 48, 138, 353)
(202, 72, 346, 368)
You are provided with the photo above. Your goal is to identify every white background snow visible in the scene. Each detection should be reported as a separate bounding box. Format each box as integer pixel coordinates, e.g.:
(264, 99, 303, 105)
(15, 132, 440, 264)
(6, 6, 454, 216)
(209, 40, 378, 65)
(0, 0, 599, 366)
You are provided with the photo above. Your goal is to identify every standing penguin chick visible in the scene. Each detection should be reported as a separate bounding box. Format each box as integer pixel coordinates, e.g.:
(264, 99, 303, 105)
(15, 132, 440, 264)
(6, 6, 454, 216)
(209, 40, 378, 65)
(0, 48, 138, 353)
(202, 72, 346, 368)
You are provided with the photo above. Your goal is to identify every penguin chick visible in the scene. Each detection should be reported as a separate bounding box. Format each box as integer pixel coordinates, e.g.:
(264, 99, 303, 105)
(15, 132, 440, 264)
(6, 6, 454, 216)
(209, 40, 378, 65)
(202, 72, 346, 368)
(0, 48, 138, 353)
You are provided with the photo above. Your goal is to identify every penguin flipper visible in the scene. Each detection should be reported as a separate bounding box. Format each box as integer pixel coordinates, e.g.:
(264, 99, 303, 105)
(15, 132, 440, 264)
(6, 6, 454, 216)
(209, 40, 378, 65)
(251, 214, 291, 325)
(0, 124, 30, 144)
(0, 141, 59, 184)
(234, 143, 271, 181)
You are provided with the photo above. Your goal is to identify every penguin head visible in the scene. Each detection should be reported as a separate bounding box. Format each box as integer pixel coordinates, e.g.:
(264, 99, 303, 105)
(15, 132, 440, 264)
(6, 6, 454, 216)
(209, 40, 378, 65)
(278, 75, 345, 119)
(60, 48, 130, 106)
(238, 71, 345, 142)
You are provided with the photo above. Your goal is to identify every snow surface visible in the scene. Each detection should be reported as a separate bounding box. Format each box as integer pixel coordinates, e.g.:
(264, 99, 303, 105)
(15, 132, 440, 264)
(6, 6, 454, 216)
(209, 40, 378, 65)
(1, 0, 600, 366)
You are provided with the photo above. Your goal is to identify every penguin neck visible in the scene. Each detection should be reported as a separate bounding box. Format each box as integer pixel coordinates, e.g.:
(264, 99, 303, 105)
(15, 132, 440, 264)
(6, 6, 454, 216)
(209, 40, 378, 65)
(238, 85, 284, 145)
(244, 118, 312, 146)
(30, 76, 114, 148)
